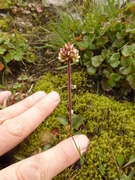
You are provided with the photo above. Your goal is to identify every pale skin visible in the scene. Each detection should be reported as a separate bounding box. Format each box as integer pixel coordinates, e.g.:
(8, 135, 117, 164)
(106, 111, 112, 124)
(0, 91, 89, 180)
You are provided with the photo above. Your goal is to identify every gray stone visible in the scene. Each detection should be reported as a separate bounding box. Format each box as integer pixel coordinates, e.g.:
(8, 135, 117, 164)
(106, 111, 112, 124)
(43, 0, 73, 7)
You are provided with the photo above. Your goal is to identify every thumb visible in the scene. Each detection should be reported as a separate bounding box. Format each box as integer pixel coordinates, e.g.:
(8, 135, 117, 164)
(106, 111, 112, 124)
(0, 135, 89, 180)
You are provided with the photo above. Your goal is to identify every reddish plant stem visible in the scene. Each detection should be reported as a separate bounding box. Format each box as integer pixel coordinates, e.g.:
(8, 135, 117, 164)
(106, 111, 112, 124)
(67, 59, 72, 129)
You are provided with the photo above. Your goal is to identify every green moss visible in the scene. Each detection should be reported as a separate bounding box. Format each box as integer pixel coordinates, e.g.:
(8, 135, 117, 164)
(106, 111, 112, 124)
(0, 18, 9, 30)
(0, 0, 10, 9)
(14, 70, 135, 179)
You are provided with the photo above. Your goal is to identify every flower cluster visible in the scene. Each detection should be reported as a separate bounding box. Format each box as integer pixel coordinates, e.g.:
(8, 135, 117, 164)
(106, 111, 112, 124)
(58, 42, 80, 63)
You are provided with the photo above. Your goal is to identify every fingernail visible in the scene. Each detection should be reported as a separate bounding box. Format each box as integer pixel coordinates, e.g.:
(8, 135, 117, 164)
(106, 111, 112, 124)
(46, 91, 60, 103)
(34, 91, 46, 101)
(73, 135, 89, 154)
(0, 91, 11, 98)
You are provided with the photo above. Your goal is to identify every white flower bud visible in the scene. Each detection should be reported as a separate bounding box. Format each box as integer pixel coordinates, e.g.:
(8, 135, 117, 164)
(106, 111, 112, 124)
(58, 42, 80, 63)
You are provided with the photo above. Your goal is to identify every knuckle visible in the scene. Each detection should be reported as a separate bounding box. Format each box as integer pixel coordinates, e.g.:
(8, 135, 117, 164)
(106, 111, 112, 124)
(17, 160, 44, 180)
(35, 103, 48, 115)
(21, 97, 35, 109)
(3, 119, 25, 138)
(0, 110, 12, 124)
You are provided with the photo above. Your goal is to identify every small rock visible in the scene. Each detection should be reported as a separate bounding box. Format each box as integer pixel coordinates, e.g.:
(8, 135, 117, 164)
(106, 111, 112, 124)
(42, 0, 72, 7)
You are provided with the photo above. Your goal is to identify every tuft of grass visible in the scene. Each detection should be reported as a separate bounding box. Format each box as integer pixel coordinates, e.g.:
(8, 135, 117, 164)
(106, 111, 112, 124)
(41, 0, 133, 52)
(39, 1, 83, 51)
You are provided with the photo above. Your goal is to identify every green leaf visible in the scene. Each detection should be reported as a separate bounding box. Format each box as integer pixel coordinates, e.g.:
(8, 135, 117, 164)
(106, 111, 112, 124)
(83, 34, 94, 43)
(89, 44, 96, 50)
(9, 49, 15, 57)
(103, 67, 113, 78)
(101, 79, 112, 91)
(127, 166, 135, 180)
(72, 136, 84, 165)
(127, 74, 135, 90)
(110, 60, 120, 68)
(3, 54, 12, 63)
(96, 36, 108, 46)
(122, 45, 132, 57)
(120, 56, 132, 75)
(103, 69, 110, 78)
(91, 55, 104, 67)
(101, 49, 109, 59)
(120, 56, 132, 67)
(112, 39, 125, 48)
(80, 153, 84, 165)
(14, 155, 25, 160)
(113, 174, 128, 180)
(3, 37, 10, 44)
(124, 154, 135, 167)
(131, 44, 135, 56)
(133, 59, 135, 70)
(129, 15, 135, 29)
(107, 73, 121, 87)
(57, 116, 68, 126)
(72, 114, 84, 130)
(120, 82, 131, 96)
(83, 51, 93, 60)
(18, 75, 28, 81)
(110, 52, 120, 61)
(87, 65, 96, 75)
(116, 29, 126, 38)
(18, 39, 26, 47)
(120, 174, 128, 180)
(76, 41, 89, 49)
(113, 21, 122, 31)
(14, 49, 23, 61)
(117, 154, 124, 167)
(112, 74, 121, 82)
(13, 82, 21, 89)
(26, 53, 35, 63)
(7, 42, 16, 49)
(110, 52, 120, 68)
(98, 13, 108, 22)
(0, 47, 6, 54)
(43, 144, 52, 151)
(120, 66, 132, 75)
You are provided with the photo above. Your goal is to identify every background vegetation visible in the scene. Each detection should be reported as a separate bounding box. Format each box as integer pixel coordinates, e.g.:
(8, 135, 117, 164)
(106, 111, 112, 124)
(44, 0, 135, 96)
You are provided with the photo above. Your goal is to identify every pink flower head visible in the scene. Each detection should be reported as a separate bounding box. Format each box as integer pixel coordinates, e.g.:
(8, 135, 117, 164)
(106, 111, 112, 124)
(58, 42, 80, 63)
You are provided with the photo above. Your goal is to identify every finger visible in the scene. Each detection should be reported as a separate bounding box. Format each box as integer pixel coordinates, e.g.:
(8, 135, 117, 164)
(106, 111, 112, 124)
(0, 135, 89, 180)
(0, 91, 46, 124)
(0, 91, 60, 155)
(0, 91, 12, 104)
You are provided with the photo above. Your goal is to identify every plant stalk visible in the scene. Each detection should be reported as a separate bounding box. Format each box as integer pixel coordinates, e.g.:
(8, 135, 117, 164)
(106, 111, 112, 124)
(67, 60, 72, 129)
(65, 126, 84, 165)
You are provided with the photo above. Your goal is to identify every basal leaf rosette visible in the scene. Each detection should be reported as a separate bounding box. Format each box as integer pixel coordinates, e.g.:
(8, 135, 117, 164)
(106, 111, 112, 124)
(58, 42, 80, 63)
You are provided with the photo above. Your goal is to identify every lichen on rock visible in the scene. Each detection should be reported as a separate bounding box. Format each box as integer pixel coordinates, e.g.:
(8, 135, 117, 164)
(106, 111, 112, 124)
(14, 70, 135, 179)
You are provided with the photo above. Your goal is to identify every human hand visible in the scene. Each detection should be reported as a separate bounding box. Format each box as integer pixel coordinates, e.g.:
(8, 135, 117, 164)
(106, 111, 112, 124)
(0, 91, 89, 180)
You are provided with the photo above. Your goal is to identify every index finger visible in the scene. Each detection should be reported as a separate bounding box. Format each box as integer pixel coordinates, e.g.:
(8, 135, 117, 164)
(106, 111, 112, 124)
(0, 91, 60, 155)
(0, 91, 46, 124)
